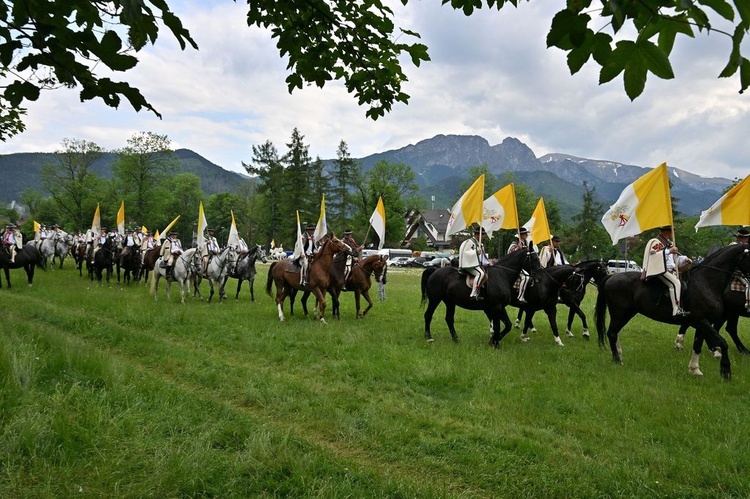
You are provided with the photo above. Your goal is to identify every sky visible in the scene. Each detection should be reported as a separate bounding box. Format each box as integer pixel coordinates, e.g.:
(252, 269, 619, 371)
(2, 1, 749, 181)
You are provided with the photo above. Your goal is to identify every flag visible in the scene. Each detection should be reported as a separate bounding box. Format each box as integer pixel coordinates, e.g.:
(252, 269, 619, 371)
(314, 195, 328, 243)
(271, 238, 276, 249)
(33, 220, 40, 232)
(445, 174, 485, 237)
(154, 230, 160, 240)
(482, 184, 518, 238)
(695, 174, 750, 230)
(369, 196, 386, 250)
(90, 204, 101, 233)
(196, 201, 208, 249)
(524, 198, 551, 245)
(601, 163, 672, 245)
(227, 210, 241, 248)
(159, 215, 181, 241)
(117, 201, 125, 236)
(292, 211, 304, 259)
(141, 225, 148, 234)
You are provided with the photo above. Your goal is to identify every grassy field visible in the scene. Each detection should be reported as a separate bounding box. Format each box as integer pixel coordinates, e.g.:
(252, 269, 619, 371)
(2, 263, 750, 498)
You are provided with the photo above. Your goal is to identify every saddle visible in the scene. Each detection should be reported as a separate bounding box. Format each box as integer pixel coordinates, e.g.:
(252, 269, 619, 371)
(460, 267, 488, 290)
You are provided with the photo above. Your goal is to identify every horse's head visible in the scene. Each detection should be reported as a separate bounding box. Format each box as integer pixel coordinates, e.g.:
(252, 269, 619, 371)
(322, 235, 349, 255)
(256, 245, 267, 264)
(737, 244, 750, 276)
(523, 249, 542, 273)
(372, 256, 387, 282)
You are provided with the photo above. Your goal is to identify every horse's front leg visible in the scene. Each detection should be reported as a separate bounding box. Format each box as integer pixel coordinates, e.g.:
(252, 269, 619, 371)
(313, 288, 328, 323)
(693, 319, 731, 379)
(722, 316, 750, 355)
(359, 290, 374, 318)
(488, 307, 512, 347)
(235, 278, 243, 300)
(520, 309, 539, 343)
(566, 302, 588, 339)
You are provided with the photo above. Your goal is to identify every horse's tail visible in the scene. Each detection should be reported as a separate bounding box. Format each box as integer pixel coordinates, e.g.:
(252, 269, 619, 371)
(595, 274, 612, 347)
(420, 267, 437, 306)
(265, 261, 277, 296)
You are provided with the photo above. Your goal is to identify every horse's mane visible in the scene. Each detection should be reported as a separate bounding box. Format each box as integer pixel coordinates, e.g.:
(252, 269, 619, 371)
(691, 243, 748, 269)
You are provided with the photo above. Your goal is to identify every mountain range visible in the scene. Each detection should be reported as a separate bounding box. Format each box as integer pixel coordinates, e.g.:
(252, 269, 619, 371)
(0, 134, 732, 219)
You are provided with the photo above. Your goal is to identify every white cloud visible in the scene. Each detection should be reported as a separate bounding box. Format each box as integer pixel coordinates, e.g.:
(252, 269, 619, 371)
(2, 0, 748, 182)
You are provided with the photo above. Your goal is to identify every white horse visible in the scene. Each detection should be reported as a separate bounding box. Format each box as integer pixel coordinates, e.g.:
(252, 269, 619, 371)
(269, 246, 286, 261)
(150, 247, 201, 303)
(52, 231, 75, 269)
(205, 246, 238, 303)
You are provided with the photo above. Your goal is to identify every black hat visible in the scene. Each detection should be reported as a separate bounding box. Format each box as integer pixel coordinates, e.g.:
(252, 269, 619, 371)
(344, 228, 353, 235)
(206, 227, 214, 232)
(101, 227, 107, 231)
(306, 223, 315, 230)
(518, 227, 529, 235)
(170, 230, 178, 235)
(736, 228, 750, 238)
(658, 225, 673, 231)
(126, 227, 133, 232)
(551, 234, 561, 242)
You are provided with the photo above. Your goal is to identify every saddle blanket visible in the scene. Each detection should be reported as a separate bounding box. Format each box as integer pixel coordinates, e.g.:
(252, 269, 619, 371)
(731, 278, 747, 292)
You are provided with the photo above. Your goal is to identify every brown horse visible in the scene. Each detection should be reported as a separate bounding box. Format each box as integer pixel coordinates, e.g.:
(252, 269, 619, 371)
(141, 245, 161, 283)
(296, 253, 387, 319)
(265, 236, 349, 323)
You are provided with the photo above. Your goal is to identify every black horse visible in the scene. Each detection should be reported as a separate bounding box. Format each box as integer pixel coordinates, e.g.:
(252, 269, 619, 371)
(421, 248, 540, 346)
(674, 265, 750, 355)
(91, 239, 116, 283)
(0, 243, 45, 288)
(226, 245, 267, 301)
(595, 243, 750, 379)
(509, 263, 595, 346)
(119, 247, 142, 285)
(514, 260, 609, 341)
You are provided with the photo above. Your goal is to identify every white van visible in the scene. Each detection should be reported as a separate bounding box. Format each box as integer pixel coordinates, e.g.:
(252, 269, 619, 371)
(606, 260, 643, 274)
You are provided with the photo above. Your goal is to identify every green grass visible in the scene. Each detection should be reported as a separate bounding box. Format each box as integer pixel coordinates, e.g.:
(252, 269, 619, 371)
(2, 264, 749, 497)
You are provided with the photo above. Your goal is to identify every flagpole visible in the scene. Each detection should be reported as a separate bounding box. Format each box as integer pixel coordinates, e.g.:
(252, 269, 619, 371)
(362, 226, 371, 246)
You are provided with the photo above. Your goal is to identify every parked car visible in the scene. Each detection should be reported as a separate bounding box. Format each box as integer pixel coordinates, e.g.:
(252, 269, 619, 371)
(423, 256, 453, 267)
(606, 259, 642, 274)
(387, 256, 411, 267)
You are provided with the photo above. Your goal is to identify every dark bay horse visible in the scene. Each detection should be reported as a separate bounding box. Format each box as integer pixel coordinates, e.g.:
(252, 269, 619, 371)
(141, 246, 161, 283)
(421, 248, 540, 346)
(91, 238, 116, 283)
(227, 245, 267, 301)
(119, 247, 141, 285)
(265, 236, 349, 323)
(595, 243, 750, 379)
(0, 243, 45, 288)
(514, 260, 609, 341)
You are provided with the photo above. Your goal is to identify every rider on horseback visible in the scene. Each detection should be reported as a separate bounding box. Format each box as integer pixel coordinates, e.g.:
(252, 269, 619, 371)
(508, 227, 531, 303)
(91, 227, 109, 261)
(3, 223, 22, 263)
(459, 225, 489, 300)
(202, 227, 220, 277)
(140, 229, 156, 265)
(161, 231, 182, 276)
(643, 225, 689, 317)
(121, 228, 141, 257)
(299, 223, 317, 286)
(540, 235, 569, 268)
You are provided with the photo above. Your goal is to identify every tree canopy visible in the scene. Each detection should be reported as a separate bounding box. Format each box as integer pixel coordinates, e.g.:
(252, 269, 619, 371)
(1, 1, 747, 139)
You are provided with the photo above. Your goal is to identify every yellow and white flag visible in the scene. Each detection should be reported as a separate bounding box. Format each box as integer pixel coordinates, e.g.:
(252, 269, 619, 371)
(523, 198, 551, 245)
(695, 174, 750, 230)
(90, 204, 101, 233)
(314, 195, 328, 243)
(117, 201, 125, 236)
(369, 197, 386, 250)
(33, 220, 40, 232)
(601, 163, 672, 245)
(196, 201, 208, 249)
(270, 238, 276, 249)
(292, 211, 304, 260)
(482, 184, 518, 238)
(227, 210, 241, 248)
(446, 174, 485, 237)
(159, 215, 181, 241)
(141, 225, 148, 234)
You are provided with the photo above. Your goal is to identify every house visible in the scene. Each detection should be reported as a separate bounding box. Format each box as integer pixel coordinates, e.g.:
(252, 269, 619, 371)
(402, 209, 455, 251)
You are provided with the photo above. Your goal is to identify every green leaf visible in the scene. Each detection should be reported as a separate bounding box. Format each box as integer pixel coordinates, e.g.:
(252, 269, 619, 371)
(4, 81, 40, 106)
(638, 39, 674, 80)
(701, 0, 735, 21)
(599, 40, 633, 84)
(740, 57, 750, 93)
(733, 0, 750, 28)
(623, 62, 647, 100)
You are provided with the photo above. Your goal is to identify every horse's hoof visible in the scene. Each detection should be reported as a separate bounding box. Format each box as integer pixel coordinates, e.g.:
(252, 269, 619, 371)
(566, 329, 574, 338)
(722, 369, 732, 380)
(520, 335, 530, 343)
(530, 327, 537, 333)
(554, 337, 565, 347)
(674, 342, 684, 352)
(713, 350, 723, 359)
(320, 318, 327, 324)
(582, 331, 590, 340)
(514, 320, 520, 329)
(426, 338, 435, 343)
(689, 367, 704, 376)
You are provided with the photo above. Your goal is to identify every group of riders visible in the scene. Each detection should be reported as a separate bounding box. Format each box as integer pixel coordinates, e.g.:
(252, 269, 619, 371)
(458, 223, 750, 317)
(296, 223, 364, 286)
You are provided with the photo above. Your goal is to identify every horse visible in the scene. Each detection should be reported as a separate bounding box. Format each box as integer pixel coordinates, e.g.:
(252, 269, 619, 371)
(141, 245, 162, 283)
(119, 246, 142, 285)
(514, 260, 609, 341)
(265, 236, 350, 322)
(150, 247, 201, 303)
(39, 236, 57, 269)
(48, 231, 74, 269)
(226, 245, 267, 301)
(296, 253, 387, 319)
(421, 248, 540, 346)
(674, 266, 750, 355)
(507, 264, 595, 346)
(204, 246, 239, 303)
(0, 243, 46, 288)
(91, 238, 116, 283)
(595, 243, 750, 379)
(73, 241, 88, 276)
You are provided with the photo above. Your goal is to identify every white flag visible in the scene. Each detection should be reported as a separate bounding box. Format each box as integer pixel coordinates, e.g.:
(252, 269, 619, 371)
(197, 201, 208, 249)
(227, 210, 241, 248)
(291, 211, 304, 260)
(314, 195, 328, 243)
(369, 197, 386, 250)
